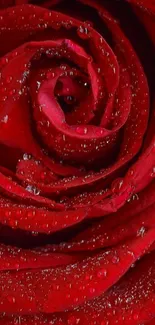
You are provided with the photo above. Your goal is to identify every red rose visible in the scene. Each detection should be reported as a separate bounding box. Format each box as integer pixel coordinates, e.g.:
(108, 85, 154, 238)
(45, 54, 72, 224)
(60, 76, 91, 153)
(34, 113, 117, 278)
(0, 0, 155, 324)
(0, 0, 61, 8)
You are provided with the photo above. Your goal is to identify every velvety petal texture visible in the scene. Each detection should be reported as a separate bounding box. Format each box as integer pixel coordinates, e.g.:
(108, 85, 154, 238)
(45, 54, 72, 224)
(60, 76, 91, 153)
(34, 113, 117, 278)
(0, 0, 155, 324)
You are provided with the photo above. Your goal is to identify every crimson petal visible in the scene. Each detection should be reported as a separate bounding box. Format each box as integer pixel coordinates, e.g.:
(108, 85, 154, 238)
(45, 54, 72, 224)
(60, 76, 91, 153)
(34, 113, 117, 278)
(0, 230, 154, 314)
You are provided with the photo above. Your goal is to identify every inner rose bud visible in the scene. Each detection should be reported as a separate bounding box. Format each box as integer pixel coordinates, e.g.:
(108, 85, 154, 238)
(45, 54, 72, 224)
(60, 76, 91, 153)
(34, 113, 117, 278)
(0, 0, 155, 324)
(29, 39, 116, 164)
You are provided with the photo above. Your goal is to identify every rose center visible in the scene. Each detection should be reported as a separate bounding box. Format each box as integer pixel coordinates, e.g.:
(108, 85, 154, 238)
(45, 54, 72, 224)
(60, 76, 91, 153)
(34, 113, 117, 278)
(54, 77, 90, 117)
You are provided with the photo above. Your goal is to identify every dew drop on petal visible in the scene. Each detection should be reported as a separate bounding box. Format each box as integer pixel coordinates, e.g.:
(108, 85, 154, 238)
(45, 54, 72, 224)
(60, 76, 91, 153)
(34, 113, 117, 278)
(1, 115, 8, 123)
(76, 126, 88, 135)
(137, 226, 146, 237)
(23, 153, 32, 161)
(89, 287, 96, 294)
(7, 296, 16, 304)
(77, 25, 90, 39)
(133, 313, 139, 321)
(151, 167, 155, 177)
(25, 185, 40, 196)
(97, 268, 107, 278)
(112, 178, 124, 193)
(64, 95, 75, 104)
(6, 76, 13, 84)
(112, 255, 120, 264)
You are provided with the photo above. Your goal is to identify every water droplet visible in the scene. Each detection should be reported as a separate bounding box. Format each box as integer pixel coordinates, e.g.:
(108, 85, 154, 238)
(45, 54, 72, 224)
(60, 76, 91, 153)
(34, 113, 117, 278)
(43, 12, 51, 20)
(6, 76, 13, 84)
(133, 313, 139, 320)
(1, 115, 8, 123)
(62, 134, 66, 141)
(127, 193, 139, 203)
(77, 25, 90, 39)
(85, 274, 92, 281)
(112, 178, 124, 193)
(8, 296, 16, 303)
(84, 82, 88, 87)
(5, 210, 11, 217)
(76, 126, 88, 135)
(15, 316, 22, 325)
(46, 71, 55, 79)
(36, 81, 41, 90)
(40, 171, 46, 180)
(62, 20, 73, 30)
(73, 297, 79, 304)
(131, 263, 135, 268)
(52, 21, 61, 30)
(137, 226, 146, 237)
(60, 64, 67, 70)
(64, 95, 75, 104)
(97, 268, 107, 278)
(96, 129, 104, 136)
(66, 293, 71, 299)
(9, 89, 16, 96)
(23, 153, 32, 160)
(112, 255, 120, 264)
(25, 185, 40, 196)
(42, 223, 49, 230)
(151, 167, 155, 177)
(128, 168, 134, 176)
(89, 287, 95, 294)
(16, 209, 22, 216)
(9, 219, 18, 228)
(1, 57, 8, 65)
(2, 95, 8, 102)
(84, 127, 88, 134)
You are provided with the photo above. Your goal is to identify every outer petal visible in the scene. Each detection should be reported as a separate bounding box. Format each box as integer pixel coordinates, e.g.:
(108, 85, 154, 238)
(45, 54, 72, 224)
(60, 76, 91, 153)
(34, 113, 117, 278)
(127, 0, 155, 45)
(0, 230, 154, 314)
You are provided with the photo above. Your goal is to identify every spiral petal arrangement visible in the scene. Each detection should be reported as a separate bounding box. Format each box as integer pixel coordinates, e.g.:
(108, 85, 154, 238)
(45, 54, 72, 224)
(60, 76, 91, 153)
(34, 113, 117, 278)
(0, 0, 155, 324)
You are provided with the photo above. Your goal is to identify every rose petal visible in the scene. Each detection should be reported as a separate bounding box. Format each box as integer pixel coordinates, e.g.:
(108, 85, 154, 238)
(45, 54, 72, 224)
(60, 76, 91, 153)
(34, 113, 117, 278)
(0, 230, 154, 314)
(0, 244, 81, 271)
